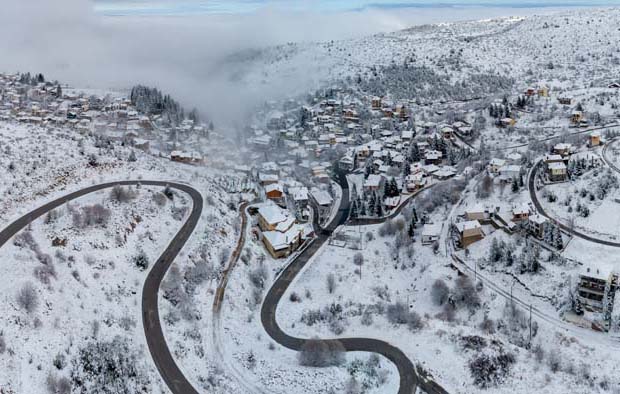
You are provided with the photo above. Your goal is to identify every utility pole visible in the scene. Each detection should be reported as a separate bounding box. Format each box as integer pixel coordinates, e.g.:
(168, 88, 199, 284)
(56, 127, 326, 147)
(529, 304, 533, 344)
(474, 260, 477, 282)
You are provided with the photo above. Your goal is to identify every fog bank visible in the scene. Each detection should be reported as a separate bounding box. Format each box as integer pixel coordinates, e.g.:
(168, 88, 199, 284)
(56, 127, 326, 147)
(0, 1, 580, 126)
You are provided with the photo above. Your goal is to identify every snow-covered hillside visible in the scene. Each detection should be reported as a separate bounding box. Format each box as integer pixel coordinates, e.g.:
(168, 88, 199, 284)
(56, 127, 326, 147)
(231, 8, 620, 99)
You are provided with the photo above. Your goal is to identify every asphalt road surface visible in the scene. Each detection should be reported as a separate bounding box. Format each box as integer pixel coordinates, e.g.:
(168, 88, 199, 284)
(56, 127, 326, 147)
(0, 180, 203, 394)
(260, 170, 449, 394)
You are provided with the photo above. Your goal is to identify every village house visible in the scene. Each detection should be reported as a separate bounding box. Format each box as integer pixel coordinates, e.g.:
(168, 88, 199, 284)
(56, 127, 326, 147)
(405, 173, 427, 192)
(553, 143, 574, 157)
(440, 126, 455, 140)
(339, 155, 355, 172)
(289, 186, 309, 208)
(310, 188, 333, 221)
(170, 150, 203, 164)
(538, 85, 549, 97)
(455, 220, 484, 248)
(256, 204, 307, 258)
(464, 205, 489, 221)
(500, 117, 516, 127)
(528, 214, 547, 239)
(571, 111, 584, 125)
(589, 132, 601, 147)
(258, 173, 279, 186)
(424, 150, 443, 165)
(488, 158, 507, 175)
(577, 267, 609, 313)
(558, 96, 573, 105)
(512, 204, 530, 222)
(499, 165, 521, 182)
(265, 183, 285, 205)
(371, 96, 382, 109)
(417, 141, 429, 155)
(422, 223, 442, 245)
(433, 167, 456, 181)
(544, 154, 565, 165)
(547, 161, 568, 182)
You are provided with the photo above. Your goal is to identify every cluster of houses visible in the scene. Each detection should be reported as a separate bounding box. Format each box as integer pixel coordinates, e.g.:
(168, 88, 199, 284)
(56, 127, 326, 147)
(436, 203, 550, 249)
(0, 72, 206, 163)
(252, 203, 314, 258)
(487, 154, 523, 182)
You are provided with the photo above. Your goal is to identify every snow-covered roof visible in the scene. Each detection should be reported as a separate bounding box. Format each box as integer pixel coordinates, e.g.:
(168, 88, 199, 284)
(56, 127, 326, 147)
(258, 205, 288, 225)
(455, 220, 481, 232)
(500, 165, 521, 174)
(548, 162, 567, 170)
(529, 214, 547, 225)
(265, 183, 283, 194)
(422, 223, 442, 237)
(544, 154, 563, 162)
(289, 186, 309, 201)
(310, 188, 333, 206)
(513, 204, 530, 216)
(263, 225, 302, 251)
(422, 164, 440, 174)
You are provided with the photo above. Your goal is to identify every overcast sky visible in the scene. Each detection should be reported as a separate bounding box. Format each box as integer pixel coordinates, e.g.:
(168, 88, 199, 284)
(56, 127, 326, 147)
(94, 0, 616, 15)
(0, 0, 601, 126)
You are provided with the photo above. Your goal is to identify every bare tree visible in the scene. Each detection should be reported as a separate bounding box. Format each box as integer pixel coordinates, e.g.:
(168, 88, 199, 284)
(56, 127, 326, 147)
(16, 282, 38, 314)
(326, 273, 336, 294)
(431, 279, 449, 306)
(353, 252, 364, 279)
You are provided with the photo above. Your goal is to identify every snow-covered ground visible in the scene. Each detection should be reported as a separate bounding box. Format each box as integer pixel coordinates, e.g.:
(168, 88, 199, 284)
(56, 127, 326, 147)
(0, 177, 188, 393)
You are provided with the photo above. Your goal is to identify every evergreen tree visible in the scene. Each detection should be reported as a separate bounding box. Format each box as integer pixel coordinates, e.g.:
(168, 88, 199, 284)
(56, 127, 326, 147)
(390, 178, 400, 196)
(511, 177, 519, 193)
(376, 200, 384, 217)
(359, 197, 366, 216)
(411, 206, 418, 224)
(403, 162, 411, 177)
(368, 193, 376, 216)
(553, 227, 564, 250)
(410, 144, 420, 163)
(350, 199, 359, 218)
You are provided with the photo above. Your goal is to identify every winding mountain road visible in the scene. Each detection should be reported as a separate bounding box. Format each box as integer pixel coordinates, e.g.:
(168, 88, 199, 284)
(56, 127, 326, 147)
(260, 170, 448, 394)
(0, 180, 204, 394)
(528, 159, 620, 247)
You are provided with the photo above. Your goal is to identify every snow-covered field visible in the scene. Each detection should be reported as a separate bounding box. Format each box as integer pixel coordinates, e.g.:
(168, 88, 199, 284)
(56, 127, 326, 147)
(9, 6, 620, 394)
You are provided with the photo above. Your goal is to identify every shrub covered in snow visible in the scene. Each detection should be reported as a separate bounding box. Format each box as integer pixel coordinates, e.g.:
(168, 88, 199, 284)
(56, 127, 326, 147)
(386, 301, 423, 331)
(109, 185, 136, 203)
(469, 352, 516, 388)
(70, 336, 151, 393)
(298, 338, 345, 367)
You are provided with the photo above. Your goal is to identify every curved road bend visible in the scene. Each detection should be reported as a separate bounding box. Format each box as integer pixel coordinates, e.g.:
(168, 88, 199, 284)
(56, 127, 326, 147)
(0, 180, 203, 394)
(261, 170, 449, 394)
(528, 160, 620, 248)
